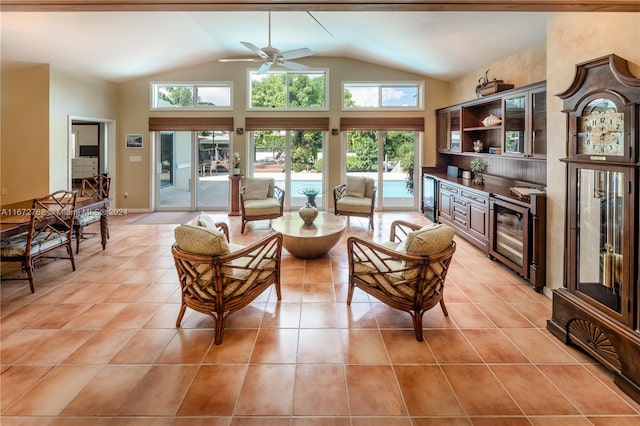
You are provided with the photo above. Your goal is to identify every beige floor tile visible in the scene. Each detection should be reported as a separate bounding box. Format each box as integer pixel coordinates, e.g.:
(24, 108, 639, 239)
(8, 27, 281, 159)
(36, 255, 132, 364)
(234, 364, 296, 415)
(346, 365, 406, 416)
(292, 364, 349, 415)
(117, 365, 198, 415)
(441, 364, 523, 416)
(1, 212, 639, 423)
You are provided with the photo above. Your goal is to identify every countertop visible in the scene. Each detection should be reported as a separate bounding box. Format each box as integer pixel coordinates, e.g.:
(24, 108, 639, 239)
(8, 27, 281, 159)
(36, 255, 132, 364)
(424, 171, 545, 207)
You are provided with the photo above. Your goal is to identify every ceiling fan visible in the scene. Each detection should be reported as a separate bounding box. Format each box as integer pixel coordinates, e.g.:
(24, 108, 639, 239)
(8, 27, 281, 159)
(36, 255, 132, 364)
(219, 12, 313, 74)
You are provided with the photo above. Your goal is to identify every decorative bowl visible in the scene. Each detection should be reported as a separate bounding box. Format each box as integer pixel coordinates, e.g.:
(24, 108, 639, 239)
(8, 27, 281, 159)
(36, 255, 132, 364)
(482, 114, 502, 127)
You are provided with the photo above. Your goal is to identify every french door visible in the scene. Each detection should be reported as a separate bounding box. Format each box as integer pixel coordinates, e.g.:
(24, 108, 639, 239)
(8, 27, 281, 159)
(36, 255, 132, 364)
(345, 130, 419, 210)
(156, 130, 231, 211)
(250, 130, 327, 210)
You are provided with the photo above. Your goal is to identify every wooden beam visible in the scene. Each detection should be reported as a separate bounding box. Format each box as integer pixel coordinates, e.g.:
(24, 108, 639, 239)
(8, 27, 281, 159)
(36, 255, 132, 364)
(1, 1, 639, 13)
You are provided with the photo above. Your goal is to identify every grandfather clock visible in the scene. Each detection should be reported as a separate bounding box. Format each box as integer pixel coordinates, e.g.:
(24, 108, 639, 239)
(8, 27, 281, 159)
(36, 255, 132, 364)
(547, 54, 640, 403)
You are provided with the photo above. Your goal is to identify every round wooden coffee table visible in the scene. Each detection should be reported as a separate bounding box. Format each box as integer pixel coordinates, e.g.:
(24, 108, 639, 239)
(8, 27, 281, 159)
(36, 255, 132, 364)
(271, 212, 346, 259)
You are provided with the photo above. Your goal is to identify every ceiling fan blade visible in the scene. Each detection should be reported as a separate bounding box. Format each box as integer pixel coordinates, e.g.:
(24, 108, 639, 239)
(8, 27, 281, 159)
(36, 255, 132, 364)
(240, 41, 268, 59)
(280, 60, 310, 71)
(218, 58, 262, 62)
(257, 61, 273, 74)
(280, 48, 313, 61)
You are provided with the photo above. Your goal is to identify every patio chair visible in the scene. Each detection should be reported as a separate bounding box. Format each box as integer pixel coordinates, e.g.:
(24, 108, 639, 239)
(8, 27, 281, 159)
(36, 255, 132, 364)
(240, 177, 285, 233)
(333, 175, 376, 230)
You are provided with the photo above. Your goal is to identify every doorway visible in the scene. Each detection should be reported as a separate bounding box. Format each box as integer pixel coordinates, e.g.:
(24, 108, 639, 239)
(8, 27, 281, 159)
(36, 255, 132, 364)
(250, 130, 327, 210)
(344, 130, 418, 210)
(68, 116, 115, 203)
(155, 130, 231, 211)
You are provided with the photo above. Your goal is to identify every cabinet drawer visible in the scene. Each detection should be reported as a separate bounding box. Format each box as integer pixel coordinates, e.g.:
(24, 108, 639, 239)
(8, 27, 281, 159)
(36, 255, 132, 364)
(439, 183, 459, 195)
(453, 197, 467, 208)
(461, 190, 488, 206)
(453, 211, 467, 227)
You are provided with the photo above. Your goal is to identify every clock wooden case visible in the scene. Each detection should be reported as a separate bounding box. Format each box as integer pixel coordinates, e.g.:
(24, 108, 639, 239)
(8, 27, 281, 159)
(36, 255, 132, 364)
(547, 54, 640, 403)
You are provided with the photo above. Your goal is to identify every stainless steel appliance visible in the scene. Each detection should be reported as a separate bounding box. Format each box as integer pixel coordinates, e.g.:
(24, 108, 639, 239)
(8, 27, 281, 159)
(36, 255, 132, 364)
(423, 175, 437, 222)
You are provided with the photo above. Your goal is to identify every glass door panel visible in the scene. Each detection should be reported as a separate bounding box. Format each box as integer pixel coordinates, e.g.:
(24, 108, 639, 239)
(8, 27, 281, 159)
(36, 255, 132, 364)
(157, 130, 230, 211)
(504, 94, 526, 155)
(346, 130, 378, 202)
(251, 130, 326, 210)
(346, 130, 417, 211)
(531, 90, 547, 157)
(252, 129, 286, 200)
(159, 131, 192, 209)
(577, 168, 624, 314)
(450, 109, 461, 152)
(291, 130, 324, 209)
(196, 130, 231, 209)
(382, 131, 416, 209)
(160, 132, 174, 189)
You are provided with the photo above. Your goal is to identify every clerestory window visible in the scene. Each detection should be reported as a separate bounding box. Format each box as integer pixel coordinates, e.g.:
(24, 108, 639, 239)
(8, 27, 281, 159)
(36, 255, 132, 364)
(343, 82, 423, 110)
(151, 82, 233, 110)
(248, 70, 328, 110)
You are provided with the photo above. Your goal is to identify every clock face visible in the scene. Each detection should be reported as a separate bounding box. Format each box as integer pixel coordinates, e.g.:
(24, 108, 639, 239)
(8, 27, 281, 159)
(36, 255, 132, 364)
(578, 98, 624, 156)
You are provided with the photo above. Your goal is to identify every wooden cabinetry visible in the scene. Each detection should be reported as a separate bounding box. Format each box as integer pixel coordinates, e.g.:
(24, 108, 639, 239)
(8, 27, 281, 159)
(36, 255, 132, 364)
(429, 173, 546, 291)
(547, 54, 640, 403)
(503, 84, 547, 158)
(436, 81, 546, 158)
(437, 180, 490, 253)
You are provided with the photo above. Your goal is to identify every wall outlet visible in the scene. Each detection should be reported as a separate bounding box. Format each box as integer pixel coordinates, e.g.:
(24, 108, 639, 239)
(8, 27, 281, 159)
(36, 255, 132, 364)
(123, 192, 128, 198)
(1, 188, 6, 196)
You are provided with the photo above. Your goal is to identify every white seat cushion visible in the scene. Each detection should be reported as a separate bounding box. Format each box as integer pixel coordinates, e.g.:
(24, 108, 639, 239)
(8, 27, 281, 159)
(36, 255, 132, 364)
(337, 196, 372, 214)
(243, 198, 281, 216)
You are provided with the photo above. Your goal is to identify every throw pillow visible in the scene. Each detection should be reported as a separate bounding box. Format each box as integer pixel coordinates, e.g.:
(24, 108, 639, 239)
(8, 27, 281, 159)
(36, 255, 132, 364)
(174, 224, 230, 256)
(244, 178, 271, 200)
(395, 223, 437, 253)
(197, 212, 216, 229)
(346, 175, 366, 198)
(404, 223, 455, 256)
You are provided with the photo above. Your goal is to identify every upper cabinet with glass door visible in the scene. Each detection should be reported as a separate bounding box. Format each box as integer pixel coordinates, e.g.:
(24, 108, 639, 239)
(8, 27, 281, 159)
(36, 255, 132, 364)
(435, 81, 546, 159)
(502, 82, 547, 159)
(436, 106, 462, 153)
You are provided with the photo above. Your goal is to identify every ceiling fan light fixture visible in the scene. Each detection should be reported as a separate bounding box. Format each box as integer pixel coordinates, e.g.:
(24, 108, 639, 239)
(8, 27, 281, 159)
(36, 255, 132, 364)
(220, 11, 313, 73)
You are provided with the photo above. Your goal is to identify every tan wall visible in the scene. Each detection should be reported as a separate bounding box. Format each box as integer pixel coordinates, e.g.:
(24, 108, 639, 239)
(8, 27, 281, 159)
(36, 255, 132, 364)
(49, 66, 118, 192)
(0, 65, 118, 204)
(116, 56, 449, 210)
(1, 65, 50, 204)
(545, 12, 640, 292)
(450, 44, 547, 105)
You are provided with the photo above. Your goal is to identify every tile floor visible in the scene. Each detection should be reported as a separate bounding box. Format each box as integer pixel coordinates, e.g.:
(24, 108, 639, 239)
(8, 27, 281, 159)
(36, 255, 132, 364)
(1, 211, 639, 425)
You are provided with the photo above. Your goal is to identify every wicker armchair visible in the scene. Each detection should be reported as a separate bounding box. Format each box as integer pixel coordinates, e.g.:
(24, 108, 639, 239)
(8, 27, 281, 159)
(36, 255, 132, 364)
(240, 177, 285, 233)
(1, 191, 77, 293)
(334, 175, 376, 230)
(347, 220, 456, 341)
(172, 220, 283, 344)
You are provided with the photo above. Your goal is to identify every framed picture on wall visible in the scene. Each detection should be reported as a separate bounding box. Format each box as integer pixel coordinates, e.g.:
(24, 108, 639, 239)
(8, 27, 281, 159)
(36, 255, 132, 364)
(125, 134, 143, 149)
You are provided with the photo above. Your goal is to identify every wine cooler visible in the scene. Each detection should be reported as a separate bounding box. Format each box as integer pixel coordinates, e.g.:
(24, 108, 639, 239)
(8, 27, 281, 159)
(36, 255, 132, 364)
(489, 197, 530, 278)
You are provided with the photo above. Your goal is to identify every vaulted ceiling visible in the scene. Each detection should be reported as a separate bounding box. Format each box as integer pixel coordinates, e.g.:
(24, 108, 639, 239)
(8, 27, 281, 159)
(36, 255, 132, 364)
(1, 1, 636, 83)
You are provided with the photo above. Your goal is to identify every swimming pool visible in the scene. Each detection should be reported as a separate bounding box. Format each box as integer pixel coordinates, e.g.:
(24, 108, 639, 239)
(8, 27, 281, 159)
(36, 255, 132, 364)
(283, 179, 413, 198)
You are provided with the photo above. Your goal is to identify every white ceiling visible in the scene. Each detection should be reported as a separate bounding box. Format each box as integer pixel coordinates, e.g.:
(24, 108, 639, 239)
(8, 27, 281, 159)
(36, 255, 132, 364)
(1, 11, 548, 83)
